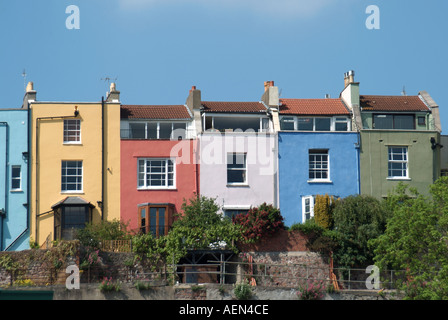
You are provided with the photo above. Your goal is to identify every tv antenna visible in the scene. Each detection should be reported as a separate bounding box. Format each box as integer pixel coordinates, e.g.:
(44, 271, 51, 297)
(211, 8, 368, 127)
(101, 76, 117, 85)
(401, 86, 407, 96)
(22, 69, 27, 91)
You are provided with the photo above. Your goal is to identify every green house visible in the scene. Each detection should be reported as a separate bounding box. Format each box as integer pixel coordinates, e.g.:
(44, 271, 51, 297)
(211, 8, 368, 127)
(340, 71, 442, 198)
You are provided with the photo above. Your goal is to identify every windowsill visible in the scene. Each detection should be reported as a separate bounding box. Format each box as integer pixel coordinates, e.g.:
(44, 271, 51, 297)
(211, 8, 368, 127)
(137, 187, 177, 191)
(10, 189, 23, 193)
(387, 177, 411, 181)
(226, 183, 249, 188)
(307, 179, 333, 184)
(63, 142, 82, 145)
(61, 191, 84, 194)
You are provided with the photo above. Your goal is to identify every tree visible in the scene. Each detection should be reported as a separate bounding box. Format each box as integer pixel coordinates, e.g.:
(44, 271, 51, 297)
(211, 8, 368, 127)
(370, 179, 448, 299)
(332, 194, 389, 269)
(165, 195, 243, 262)
(232, 203, 284, 243)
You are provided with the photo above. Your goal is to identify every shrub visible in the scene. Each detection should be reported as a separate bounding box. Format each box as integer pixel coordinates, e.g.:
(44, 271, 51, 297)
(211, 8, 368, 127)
(297, 280, 326, 300)
(234, 280, 253, 300)
(314, 194, 336, 229)
(99, 277, 121, 292)
(233, 203, 284, 243)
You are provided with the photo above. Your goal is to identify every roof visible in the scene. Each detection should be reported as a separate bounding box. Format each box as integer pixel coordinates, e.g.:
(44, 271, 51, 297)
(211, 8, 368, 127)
(121, 105, 192, 120)
(51, 196, 94, 209)
(360, 95, 431, 112)
(201, 101, 268, 113)
(279, 98, 350, 115)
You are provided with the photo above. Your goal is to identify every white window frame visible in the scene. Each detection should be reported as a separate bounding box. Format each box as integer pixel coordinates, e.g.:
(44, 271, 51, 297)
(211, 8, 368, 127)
(280, 116, 350, 132)
(129, 121, 188, 140)
(63, 119, 81, 144)
(11, 165, 22, 191)
(226, 152, 248, 186)
(61, 160, 83, 193)
(308, 149, 331, 182)
(302, 195, 315, 222)
(387, 146, 409, 179)
(137, 158, 176, 189)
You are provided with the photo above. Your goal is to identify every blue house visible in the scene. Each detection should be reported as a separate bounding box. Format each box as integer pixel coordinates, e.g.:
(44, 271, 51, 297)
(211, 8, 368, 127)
(277, 98, 360, 226)
(0, 88, 33, 250)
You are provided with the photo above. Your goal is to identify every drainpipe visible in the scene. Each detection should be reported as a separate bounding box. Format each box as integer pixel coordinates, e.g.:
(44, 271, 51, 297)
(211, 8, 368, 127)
(101, 97, 105, 221)
(0, 122, 8, 251)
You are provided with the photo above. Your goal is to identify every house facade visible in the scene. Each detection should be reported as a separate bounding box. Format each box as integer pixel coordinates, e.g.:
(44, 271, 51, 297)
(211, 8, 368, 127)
(341, 71, 442, 198)
(28, 82, 121, 246)
(198, 83, 278, 218)
(0, 107, 30, 251)
(277, 97, 360, 226)
(120, 98, 198, 235)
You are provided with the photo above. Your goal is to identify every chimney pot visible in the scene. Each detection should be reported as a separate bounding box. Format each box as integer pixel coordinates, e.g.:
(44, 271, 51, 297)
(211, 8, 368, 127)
(26, 81, 34, 92)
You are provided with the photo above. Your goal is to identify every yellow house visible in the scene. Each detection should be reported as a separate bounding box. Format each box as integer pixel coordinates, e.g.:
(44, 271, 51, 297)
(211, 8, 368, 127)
(27, 82, 121, 246)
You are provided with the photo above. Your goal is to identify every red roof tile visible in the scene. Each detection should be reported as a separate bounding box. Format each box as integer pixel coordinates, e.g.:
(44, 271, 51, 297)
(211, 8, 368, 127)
(121, 105, 192, 119)
(279, 98, 350, 115)
(360, 95, 430, 112)
(201, 101, 268, 113)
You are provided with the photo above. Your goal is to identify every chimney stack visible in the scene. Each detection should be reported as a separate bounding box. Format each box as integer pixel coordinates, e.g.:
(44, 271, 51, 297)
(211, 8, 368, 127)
(106, 82, 120, 102)
(22, 81, 37, 109)
(186, 85, 201, 113)
(344, 70, 355, 87)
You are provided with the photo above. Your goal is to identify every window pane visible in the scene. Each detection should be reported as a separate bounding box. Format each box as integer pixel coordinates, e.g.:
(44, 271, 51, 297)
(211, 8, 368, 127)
(297, 118, 313, 131)
(280, 117, 295, 130)
(172, 123, 187, 139)
(129, 123, 146, 139)
(11, 166, 21, 190)
(374, 115, 393, 129)
(61, 161, 82, 191)
(394, 115, 414, 130)
(314, 118, 331, 131)
(227, 153, 246, 169)
(138, 158, 175, 188)
(148, 123, 158, 139)
(64, 119, 81, 142)
(159, 123, 172, 139)
(309, 150, 329, 180)
(227, 170, 245, 183)
(388, 147, 408, 177)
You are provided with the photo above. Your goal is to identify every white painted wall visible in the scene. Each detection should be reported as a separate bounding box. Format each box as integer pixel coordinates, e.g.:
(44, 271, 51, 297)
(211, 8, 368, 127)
(199, 132, 277, 213)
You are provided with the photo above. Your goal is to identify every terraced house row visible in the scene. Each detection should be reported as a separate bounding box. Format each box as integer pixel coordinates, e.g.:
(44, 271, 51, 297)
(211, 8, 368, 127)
(0, 71, 446, 251)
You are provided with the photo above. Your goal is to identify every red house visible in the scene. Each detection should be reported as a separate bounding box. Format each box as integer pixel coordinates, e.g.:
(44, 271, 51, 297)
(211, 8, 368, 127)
(120, 102, 198, 235)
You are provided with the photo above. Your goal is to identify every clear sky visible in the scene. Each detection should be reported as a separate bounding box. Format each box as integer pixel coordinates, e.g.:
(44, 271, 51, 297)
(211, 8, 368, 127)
(0, 0, 446, 132)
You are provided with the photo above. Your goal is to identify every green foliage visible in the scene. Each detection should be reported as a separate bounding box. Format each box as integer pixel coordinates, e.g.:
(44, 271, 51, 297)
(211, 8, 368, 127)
(290, 218, 340, 254)
(232, 203, 284, 243)
(168, 195, 243, 254)
(233, 280, 253, 300)
(76, 219, 132, 249)
(297, 280, 326, 300)
(131, 195, 243, 269)
(132, 233, 170, 269)
(314, 194, 335, 230)
(370, 179, 448, 299)
(332, 194, 389, 269)
(99, 277, 121, 292)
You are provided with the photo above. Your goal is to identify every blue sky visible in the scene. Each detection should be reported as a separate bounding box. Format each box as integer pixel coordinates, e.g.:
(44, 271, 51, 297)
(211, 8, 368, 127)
(0, 0, 446, 132)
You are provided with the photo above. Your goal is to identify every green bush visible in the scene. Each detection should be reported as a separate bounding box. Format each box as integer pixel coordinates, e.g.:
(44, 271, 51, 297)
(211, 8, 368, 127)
(233, 280, 253, 300)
